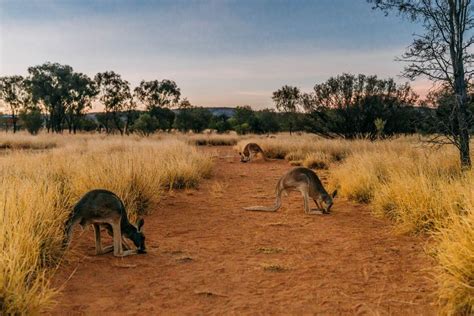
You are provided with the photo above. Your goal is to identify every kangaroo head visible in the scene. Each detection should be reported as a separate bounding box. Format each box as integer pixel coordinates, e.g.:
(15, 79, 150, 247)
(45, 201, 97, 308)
(130, 218, 146, 254)
(321, 190, 337, 214)
(239, 152, 249, 163)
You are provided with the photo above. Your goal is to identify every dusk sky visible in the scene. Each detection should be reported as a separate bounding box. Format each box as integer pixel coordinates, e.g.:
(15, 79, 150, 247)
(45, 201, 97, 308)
(0, 0, 428, 109)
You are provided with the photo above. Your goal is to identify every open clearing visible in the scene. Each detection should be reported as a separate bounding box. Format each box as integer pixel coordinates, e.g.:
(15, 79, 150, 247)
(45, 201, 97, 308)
(51, 146, 437, 314)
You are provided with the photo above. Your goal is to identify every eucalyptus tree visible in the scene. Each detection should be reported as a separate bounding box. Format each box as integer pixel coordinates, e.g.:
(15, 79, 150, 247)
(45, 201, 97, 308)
(134, 79, 181, 110)
(66, 73, 98, 133)
(369, 0, 473, 169)
(304, 73, 418, 139)
(27, 62, 75, 133)
(95, 71, 132, 135)
(0, 75, 30, 132)
(272, 85, 301, 134)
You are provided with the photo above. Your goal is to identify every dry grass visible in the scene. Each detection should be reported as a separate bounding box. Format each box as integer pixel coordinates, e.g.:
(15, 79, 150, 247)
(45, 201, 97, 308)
(183, 133, 242, 146)
(329, 141, 473, 314)
(235, 134, 418, 168)
(237, 134, 473, 314)
(262, 263, 289, 272)
(0, 132, 59, 150)
(435, 207, 474, 315)
(2, 132, 472, 314)
(257, 247, 284, 254)
(0, 134, 212, 314)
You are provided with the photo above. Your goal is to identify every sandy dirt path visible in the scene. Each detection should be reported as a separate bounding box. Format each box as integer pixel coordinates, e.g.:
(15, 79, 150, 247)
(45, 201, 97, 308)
(50, 146, 437, 315)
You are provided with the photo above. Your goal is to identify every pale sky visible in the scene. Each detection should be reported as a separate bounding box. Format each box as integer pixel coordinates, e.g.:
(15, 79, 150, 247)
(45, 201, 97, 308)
(0, 0, 430, 110)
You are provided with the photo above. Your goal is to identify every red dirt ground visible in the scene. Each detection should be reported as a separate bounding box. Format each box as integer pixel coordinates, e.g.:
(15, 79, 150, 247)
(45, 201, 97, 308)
(50, 146, 437, 315)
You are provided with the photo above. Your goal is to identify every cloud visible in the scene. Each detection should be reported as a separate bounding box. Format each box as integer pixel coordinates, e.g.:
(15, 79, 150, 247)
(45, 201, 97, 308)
(0, 1, 427, 109)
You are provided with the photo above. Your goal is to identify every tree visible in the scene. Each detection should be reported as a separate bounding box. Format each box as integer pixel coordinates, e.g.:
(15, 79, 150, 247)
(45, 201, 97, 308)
(149, 107, 175, 131)
(27, 62, 76, 133)
(134, 79, 181, 110)
(369, 0, 473, 169)
(255, 109, 281, 134)
(19, 106, 43, 135)
(174, 106, 212, 133)
(209, 114, 232, 133)
(230, 106, 256, 134)
(303, 73, 418, 139)
(0, 76, 30, 133)
(66, 73, 97, 134)
(95, 71, 131, 135)
(134, 79, 181, 132)
(77, 116, 99, 132)
(132, 113, 159, 136)
(123, 99, 138, 135)
(272, 85, 301, 134)
(423, 84, 474, 135)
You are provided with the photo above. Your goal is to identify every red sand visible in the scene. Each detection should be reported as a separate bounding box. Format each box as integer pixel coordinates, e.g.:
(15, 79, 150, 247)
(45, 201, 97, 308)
(50, 146, 437, 315)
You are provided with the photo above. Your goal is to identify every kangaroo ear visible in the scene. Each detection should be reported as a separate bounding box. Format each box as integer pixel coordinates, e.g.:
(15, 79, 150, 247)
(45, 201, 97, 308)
(136, 218, 144, 231)
(332, 190, 338, 198)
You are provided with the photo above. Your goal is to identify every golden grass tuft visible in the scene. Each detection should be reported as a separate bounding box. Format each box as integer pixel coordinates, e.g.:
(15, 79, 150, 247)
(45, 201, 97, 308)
(435, 206, 474, 315)
(183, 133, 242, 146)
(0, 132, 59, 150)
(0, 134, 212, 313)
(262, 263, 289, 272)
(257, 247, 284, 254)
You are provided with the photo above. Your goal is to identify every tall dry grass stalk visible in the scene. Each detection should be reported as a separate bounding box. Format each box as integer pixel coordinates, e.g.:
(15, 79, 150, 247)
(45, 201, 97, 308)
(0, 134, 212, 313)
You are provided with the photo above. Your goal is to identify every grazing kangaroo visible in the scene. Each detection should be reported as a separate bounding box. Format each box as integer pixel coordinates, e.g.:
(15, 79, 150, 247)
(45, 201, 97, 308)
(239, 143, 267, 163)
(64, 189, 146, 257)
(244, 167, 337, 214)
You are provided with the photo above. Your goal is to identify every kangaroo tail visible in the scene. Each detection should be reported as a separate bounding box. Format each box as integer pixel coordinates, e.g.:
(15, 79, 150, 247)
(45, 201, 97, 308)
(243, 179, 283, 212)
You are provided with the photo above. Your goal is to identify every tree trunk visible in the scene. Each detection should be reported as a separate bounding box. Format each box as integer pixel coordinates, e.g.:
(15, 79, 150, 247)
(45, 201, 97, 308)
(449, 0, 472, 170)
(113, 112, 124, 135)
(12, 113, 17, 133)
(454, 87, 471, 169)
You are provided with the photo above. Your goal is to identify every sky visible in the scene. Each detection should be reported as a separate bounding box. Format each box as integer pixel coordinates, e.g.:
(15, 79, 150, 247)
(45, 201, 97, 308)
(0, 0, 429, 110)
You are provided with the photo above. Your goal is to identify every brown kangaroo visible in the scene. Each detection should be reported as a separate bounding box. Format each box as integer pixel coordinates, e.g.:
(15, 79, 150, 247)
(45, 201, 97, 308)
(64, 189, 146, 257)
(239, 143, 267, 163)
(244, 167, 337, 214)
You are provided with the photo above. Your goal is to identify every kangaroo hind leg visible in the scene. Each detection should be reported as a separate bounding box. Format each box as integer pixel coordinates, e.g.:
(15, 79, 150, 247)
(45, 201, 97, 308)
(94, 224, 114, 255)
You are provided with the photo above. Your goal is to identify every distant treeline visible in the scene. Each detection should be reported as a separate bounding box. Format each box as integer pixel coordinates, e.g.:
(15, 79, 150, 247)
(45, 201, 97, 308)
(1, 62, 472, 138)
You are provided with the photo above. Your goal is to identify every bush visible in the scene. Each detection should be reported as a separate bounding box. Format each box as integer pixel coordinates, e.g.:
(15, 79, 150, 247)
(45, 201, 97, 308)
(19, 108, 43, 135)
(132, 113, 159, 136)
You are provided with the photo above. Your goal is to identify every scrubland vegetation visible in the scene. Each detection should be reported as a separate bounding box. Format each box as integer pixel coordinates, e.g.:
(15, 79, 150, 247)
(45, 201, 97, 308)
(0, 131, 472, 314)
(239, 134, 473, 314)
(182, 133, 242, 146)
(0, 134, 212, 314)
(330, 143, 473, 315)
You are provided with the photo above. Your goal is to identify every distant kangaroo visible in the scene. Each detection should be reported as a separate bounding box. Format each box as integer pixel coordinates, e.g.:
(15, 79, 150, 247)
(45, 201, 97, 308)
(239, 143, 267, 163)
(64, 189, 146, 257)
(244, 167, 337, 214)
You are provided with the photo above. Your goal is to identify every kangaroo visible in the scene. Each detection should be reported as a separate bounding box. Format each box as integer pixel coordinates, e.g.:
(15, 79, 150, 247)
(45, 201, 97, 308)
(239, 143, 267, 163)
(244, 167, 337, 214)
(64, 189, 146, 257)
